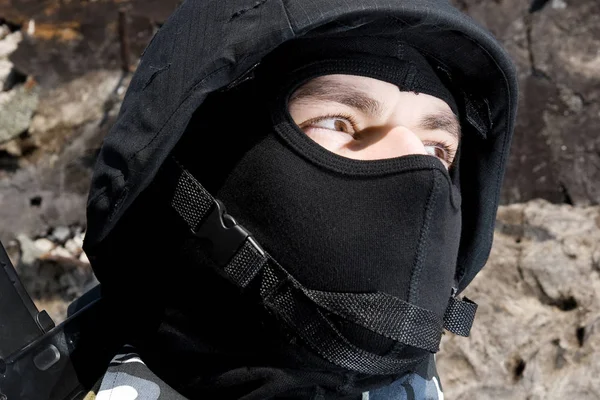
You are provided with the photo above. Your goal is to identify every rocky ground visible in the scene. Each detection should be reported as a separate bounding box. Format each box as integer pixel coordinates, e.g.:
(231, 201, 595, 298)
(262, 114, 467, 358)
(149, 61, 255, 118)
(438, 200, 600, 399)
(3, 224, 97, 322)
(0, 0, 599, 398)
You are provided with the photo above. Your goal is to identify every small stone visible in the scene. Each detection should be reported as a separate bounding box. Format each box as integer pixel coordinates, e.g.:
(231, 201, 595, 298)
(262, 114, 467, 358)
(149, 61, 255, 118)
(72, 233, 84, 249)
(0, 31, 22, 59)
(0, 25, 9, 40)
(0, 84, 40, 144)
(0, 139, 22, 156)
(64, 238, 82, 256)
(26, 20, 35, 36)
(551, 0, 567, 9)
(79, 251, 90, 264)
(0, 59, 13, 89)
(16, 234, 43, 266)
(4, 239, 21, 267)
(50, 246, 73, 259)
(34, 238, 55, 254)
(51, 226, 71, 243)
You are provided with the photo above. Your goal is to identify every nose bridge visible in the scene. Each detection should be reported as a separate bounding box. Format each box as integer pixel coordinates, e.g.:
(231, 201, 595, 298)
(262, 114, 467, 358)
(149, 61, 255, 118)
(378, 124, 427, 157)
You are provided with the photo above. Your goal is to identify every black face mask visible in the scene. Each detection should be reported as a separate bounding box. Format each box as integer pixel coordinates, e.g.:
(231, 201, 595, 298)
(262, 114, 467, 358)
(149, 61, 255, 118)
(216, 36, 462, 354)
(215, 92, 462, 358)
(140, 37, 468, 399)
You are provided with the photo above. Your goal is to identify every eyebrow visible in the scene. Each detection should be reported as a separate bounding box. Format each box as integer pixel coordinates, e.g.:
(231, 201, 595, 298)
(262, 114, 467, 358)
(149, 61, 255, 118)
(418, 111, 461, 142)
(290, 78, 385, 118)
(291, 77, 461, 141)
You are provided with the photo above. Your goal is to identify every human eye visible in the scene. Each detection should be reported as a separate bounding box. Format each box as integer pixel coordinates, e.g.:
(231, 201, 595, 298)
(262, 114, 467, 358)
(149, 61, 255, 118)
(423, 140, 456, 166)
(299, 113, 359, 136)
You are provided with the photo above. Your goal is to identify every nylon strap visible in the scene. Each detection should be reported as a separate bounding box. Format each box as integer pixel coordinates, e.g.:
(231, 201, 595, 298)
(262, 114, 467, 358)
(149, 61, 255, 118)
(302, 289, 443, 352)
(171, 163, 213, 230)
(162, 157, 477, 372)
(444, 296, 478, 337)
(260, 260, 427, 374)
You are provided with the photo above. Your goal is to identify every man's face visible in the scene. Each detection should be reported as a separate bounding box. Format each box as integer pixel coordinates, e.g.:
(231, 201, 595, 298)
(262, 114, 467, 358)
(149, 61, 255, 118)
(288, 74, 460, 169)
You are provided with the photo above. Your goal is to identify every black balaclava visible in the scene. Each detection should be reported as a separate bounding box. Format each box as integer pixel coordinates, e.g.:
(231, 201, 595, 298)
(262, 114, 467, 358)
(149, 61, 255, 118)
(140, 36, 464, 399)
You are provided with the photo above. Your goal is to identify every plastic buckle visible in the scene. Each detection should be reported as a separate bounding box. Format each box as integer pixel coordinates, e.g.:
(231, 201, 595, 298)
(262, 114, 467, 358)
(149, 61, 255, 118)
(192, 200, 263, 266)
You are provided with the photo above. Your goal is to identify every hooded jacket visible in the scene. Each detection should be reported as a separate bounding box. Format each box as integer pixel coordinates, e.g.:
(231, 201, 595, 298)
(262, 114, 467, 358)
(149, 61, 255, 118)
(81, 0, 518, 398)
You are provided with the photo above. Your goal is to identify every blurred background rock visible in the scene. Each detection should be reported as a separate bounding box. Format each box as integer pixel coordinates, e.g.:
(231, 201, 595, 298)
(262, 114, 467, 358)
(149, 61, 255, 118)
(0, 0, 598, 398)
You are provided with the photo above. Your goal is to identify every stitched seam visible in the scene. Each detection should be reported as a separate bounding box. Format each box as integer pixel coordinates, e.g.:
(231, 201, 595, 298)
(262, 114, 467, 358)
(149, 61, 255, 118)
(280, 0, 296, 35)
(124, 64, 230, 166)
(382, 17, 515, 288)
(87, 185, 108, 206)
(228, 0, 270, 23)
(125, 48, 257, 169)
(108, 370, 119, 400)
(91, 55, 257, 241)
(273, 59, 455, 180)
(456, 49, 515, 290)
(143, 63, 171, 90)
(108, 187, 128, 223)
(408, 170, 438, 304)
(106, 64, 233, 220)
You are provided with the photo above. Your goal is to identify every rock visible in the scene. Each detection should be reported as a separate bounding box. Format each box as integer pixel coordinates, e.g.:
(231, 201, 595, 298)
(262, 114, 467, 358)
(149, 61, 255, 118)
(551, 0, 567, 9)
(451, 0, 600, 206)
(437, 199, 600, 399)
(0, 71, 127, 245)
(78, 251, 90, 264)
(28, 70, 122, 137)
(0, 81, 40, 143)
(50, 226, 71, 243)
(33, 237, 54, 253)
(1, 0, 180, 86)
(0, 25, 9, 40)
(0, 137, 23, 156)
(0, 58, 13, 88)
(0, 29, 21, 58)
(64, 238, 82, 256)
(3, 239, 21, 267)
(48, 245, 72, 259)
(0, 27, 22, 90)
(72, 231, 84, 249)
(15, 233, 43, 266)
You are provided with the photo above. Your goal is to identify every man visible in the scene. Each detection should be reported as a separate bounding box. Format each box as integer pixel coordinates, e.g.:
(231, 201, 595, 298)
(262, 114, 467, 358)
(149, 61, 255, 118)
(81, 0, 518, 399)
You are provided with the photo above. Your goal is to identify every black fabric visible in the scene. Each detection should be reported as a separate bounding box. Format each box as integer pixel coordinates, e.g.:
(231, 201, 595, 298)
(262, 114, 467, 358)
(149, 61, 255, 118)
(166, 156, 476, 345)
(206, 120, 462, 354)
(262, 271, 428, 375)
(255, 36, 458, 116)
(443, 296, 478, 337)
(80, 0, 518, 398)
(84, 0, 518, 295)
(167, 156, 475, 350)
(164, 154, 451, 362)
(153, 34, 462, 385)
(225, 240, 267, 288)
(170, 160, 214, 231)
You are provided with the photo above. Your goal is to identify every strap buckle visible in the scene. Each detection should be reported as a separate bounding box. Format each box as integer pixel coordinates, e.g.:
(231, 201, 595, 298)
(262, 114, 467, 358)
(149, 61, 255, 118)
(192, 199, 264, 266)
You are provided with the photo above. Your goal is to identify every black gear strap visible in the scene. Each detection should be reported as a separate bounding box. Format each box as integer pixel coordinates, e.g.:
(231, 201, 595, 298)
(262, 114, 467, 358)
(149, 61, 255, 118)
(444, 296, 478, 337)
(301, 289, 443, 351)
(162, 157, 477, 372)
(259, 259, 428, 374)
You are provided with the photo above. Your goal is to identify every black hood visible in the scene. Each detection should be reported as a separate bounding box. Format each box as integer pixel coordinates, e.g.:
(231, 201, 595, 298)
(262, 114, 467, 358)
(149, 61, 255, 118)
(83, 0, 517, 302)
